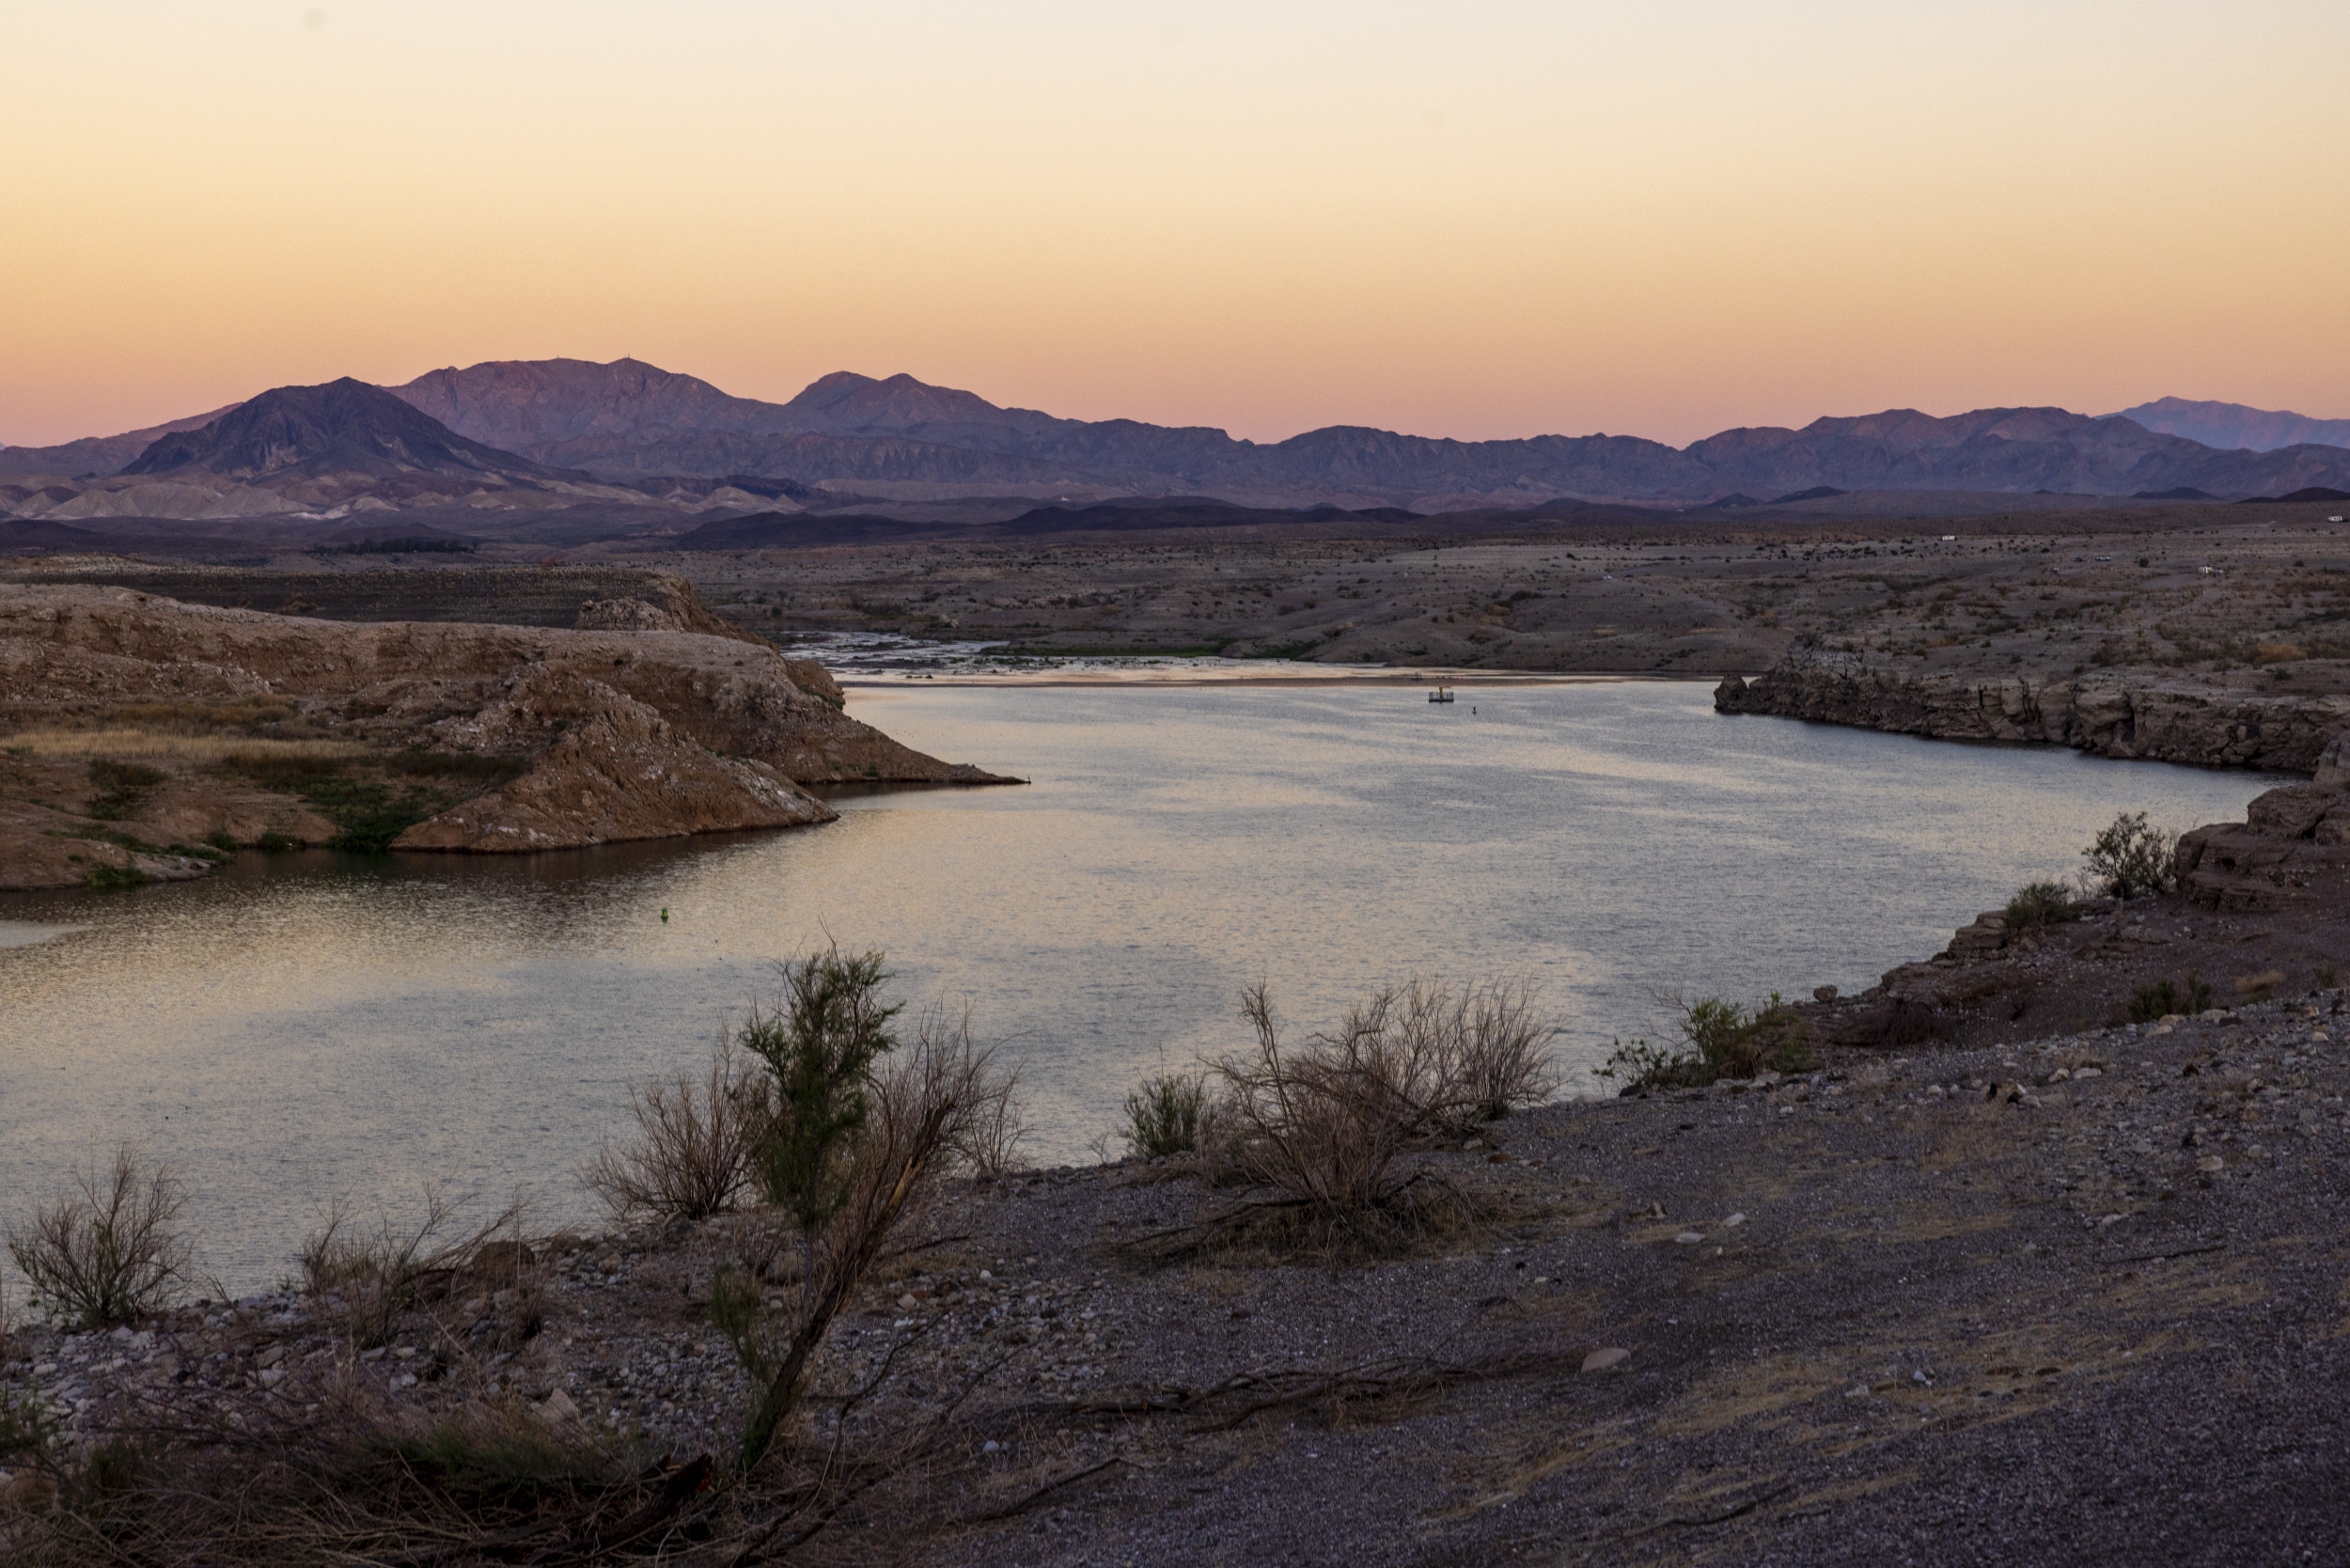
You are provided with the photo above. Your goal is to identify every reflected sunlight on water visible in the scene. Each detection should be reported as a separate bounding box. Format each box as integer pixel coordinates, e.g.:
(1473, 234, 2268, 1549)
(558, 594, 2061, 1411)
(0, 682, 2283, 1290)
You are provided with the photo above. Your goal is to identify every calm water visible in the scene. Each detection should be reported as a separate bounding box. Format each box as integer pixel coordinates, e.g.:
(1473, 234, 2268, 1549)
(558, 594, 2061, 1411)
(0, 682, 2281, 1292)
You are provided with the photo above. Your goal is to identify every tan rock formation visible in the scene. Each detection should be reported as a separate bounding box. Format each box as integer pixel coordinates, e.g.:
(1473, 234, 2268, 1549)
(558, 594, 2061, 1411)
(2, 583, 1014, 886)
(391, 674, 831, 851)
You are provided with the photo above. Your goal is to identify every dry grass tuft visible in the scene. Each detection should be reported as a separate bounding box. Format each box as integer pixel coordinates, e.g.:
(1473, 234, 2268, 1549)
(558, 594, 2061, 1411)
(0, 727, 368, 764)
(300, 1189, 537, 1350)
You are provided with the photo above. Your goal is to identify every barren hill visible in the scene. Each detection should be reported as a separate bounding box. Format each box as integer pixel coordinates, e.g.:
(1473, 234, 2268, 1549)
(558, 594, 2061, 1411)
(125, 378, 572, 491)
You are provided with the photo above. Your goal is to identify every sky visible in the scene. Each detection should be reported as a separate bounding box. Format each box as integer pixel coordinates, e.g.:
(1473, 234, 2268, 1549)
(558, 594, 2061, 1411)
(4, 0, 2346, 448)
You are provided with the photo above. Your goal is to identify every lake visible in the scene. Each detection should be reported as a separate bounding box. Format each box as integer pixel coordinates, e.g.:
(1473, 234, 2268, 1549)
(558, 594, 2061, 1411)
(0, 680, 2282, 1292)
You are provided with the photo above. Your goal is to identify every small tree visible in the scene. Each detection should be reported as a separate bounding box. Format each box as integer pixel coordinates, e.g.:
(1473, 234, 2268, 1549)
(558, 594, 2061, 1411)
(2083, 810, 2175, 900)
(738, 946, 902, 1232)
(711, 949, 1016, 1473)
(6, 1146, 190, 1328)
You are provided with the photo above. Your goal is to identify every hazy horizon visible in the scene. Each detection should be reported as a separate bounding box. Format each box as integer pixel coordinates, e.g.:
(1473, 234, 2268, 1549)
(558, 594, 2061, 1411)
(4, 1, 2344, 448)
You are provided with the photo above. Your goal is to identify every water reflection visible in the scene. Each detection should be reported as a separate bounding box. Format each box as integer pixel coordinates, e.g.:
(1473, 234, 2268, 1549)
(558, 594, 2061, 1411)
(0, 682, 2280, 1291)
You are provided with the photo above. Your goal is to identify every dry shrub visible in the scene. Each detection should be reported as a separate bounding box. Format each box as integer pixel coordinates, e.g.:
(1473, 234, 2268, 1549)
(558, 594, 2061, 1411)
(2235, 968, 2287, 1001)
(581, 1040, 761, 1222)
(2253, 642, 2309, 665)
(0, 728, 366, 764)
(936, 1008, 1028, 1179)
(1200, 979, 1558, 1244)
(301, 1189, 534, 1350)
(0, 1395, 650, 1567)
(5, 1145, 190, 1328)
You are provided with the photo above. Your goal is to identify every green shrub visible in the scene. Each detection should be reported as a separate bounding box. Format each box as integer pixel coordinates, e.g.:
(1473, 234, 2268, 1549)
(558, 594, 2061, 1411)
(85, 860, 148, 890)
(2084, 810, 2175, 900)
(1597, 993, 1815, 1090)
(219, 751, 341, 784)
(1122, 1071, 1211, 1158)
(86, 759, 166, 821)
(2003, 880, 2081, 933)
(2128, 974, 2214, 1023)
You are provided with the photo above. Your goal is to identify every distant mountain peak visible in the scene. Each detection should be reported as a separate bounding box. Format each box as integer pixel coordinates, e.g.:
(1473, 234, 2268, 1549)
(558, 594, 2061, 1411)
(2104, 397, 2350, 454)
(124, 377, 560, 485)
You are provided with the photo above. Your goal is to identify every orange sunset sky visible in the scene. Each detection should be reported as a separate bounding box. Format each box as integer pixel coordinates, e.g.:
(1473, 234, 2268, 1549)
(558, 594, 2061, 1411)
(3, 1, 2345, 449)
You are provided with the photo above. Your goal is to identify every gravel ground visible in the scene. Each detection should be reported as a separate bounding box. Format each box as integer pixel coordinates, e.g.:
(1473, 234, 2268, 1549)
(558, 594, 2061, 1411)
(8, 996, 2350, 1564)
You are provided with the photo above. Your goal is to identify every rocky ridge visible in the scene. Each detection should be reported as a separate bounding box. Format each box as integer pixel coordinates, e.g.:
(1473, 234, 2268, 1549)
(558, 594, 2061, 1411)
(1715, 650, 2350, 772)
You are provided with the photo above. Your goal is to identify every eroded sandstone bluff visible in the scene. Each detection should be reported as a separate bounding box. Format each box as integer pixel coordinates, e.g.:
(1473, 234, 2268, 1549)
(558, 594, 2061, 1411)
(1, 583, 1013, 886)
(1716, 649, 2350, 773)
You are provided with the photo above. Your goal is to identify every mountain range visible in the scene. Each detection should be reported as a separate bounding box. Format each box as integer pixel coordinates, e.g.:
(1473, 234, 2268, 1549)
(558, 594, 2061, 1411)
(6, 358, 2349, 515)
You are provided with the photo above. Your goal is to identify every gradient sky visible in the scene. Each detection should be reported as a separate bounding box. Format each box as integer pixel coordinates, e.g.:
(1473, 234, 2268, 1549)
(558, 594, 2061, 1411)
(5, 1, 2346, 448)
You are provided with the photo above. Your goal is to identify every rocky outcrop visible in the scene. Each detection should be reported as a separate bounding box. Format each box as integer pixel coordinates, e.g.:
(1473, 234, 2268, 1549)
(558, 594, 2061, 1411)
(2, 584, 1015, 885)
(391, 673, 831, 851)
(1716, 654, 2350, 773)
(1795, 776, 2350, 1049)
(0, 753, 337, 890)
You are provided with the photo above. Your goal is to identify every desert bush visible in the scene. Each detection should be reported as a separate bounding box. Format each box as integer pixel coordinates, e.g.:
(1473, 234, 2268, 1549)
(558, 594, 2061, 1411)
(1122, 1070, 1212, 1158)
(301, 1189, 533, 1349)
(86, 759, 167, 820)
(2128, 974, 2215, 1023)
(86, 860, 149, 890)
(2234, 968, 2286, 1002)
(939, 1009, 1027, 1178)
(6, 1146, 190, 1327)
(581, 1041, 760, 1222)
(1202, 978, 1559, 1225)
(2083, 809, 2175, 900)
(2003, 880, 2081, 933)
(736, 946, 902, 1224)
(1597, 993, 1814, 1090)
(713, 974, 1016, 1471)
(385, 749, 527, 784)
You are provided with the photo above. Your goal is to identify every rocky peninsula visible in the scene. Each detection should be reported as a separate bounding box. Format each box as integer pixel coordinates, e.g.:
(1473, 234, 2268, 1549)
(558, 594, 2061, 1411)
(0, 581, 1013, 889)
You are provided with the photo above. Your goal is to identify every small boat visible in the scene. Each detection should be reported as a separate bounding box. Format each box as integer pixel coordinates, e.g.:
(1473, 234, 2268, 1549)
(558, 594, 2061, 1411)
(1429, 685, 1455, 703)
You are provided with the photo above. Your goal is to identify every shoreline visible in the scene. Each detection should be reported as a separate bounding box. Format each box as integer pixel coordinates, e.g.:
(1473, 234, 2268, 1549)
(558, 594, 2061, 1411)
(8, 986, 2347, 1564)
